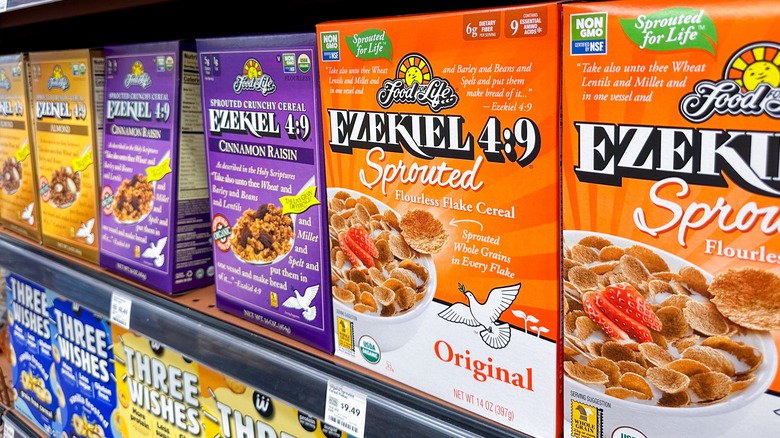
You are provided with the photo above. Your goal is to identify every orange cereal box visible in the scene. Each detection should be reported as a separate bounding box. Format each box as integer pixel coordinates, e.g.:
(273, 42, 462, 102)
(317, 4, 562, 437)
(562, 1, 780, 437)
(198, 364, 350, 438)
(0, 53, 41, 242)
(29, 49, 104, 263)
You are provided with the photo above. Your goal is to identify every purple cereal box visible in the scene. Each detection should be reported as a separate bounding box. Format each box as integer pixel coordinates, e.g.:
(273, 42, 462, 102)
(197, 33, 334, 353)
(100, 41, 213, 294)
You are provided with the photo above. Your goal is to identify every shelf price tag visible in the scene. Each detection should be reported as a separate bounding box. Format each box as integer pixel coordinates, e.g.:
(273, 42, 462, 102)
(0, 0, 7, 14)
(3, 420, 14, 438)
(110, 293, 132, 329)
(325, 380, 367, 438)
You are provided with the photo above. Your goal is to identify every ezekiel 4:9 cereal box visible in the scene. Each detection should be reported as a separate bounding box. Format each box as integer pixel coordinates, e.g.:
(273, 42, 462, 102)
(317, 4, 562, 437)
(562, 1, 780, 437)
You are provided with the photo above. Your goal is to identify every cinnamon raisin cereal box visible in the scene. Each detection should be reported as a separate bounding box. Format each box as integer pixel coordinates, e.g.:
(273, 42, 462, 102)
(100, 41, 213, 294)
(197, 33, 334, 353)
(562, 1, 780, 437)
(198, 364, 349, 438)
(29, 49, 104, 264)
(317, 5, 562, 436)
(0, 53, 41, 242)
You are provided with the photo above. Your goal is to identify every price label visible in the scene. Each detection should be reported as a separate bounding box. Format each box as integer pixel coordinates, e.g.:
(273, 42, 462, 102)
(0, 0, 7, 14)
(110, 293, 132, 329)
(3, 420, 14, 438)
(325, 380, 367, 438)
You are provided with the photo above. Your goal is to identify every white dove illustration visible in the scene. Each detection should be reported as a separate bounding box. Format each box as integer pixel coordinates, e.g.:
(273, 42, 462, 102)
(282, 284, 319, 321)
(438, 282, 521, 349)
(142, 237, 167, 267)
(21, 202, 34, 225)
(76, 218, 95, 244)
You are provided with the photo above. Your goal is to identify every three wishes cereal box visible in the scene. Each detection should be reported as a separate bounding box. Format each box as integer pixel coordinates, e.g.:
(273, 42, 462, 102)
(29, 49, 104, 264)
(6, 272, 59, 437)
(562, 0, 780, 437)
(50, 295, 118, 438)
(100, 41, 213, 294)
(197, 34, 334, 353)
(198, 363, 350, 438)
(317, 4, 562, 437)
(111, 325, 205, 438)
(0, 53, 41, 242)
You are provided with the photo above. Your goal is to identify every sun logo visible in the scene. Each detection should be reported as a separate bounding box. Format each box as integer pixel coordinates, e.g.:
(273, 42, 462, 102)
(243, 59, 262, 79)
(52, 65, 63, 80)
(131, 61, 144, 76)
(397, 53, 431, 87)
(726, 42, 780, 91)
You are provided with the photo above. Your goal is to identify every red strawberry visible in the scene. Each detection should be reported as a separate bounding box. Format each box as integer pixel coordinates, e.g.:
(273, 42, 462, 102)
(338, 232, 366, 268)
(595, 292, 654, 343)
(602, 283, 662, 331)
(346, 225, 378, 258)
(582, 292, 629, 340)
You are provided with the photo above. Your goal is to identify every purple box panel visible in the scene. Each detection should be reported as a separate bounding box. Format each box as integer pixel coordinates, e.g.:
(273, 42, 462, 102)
(100, 41, 213, 295)
(198, 33, 334, 354)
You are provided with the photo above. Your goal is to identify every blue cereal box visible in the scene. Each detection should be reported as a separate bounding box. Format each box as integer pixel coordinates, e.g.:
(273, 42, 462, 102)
(6, 272, 58, 437)
(50, 295, 118, 438)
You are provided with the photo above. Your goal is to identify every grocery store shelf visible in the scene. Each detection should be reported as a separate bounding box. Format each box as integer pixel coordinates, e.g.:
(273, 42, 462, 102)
(0, 232, 526, 438)
(2, 409, 38, 438)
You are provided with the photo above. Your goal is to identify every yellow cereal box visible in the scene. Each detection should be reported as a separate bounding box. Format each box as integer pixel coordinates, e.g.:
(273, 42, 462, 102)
(29, 49, 104, 263)
(562, 1, 780, 437)
(0, 53, 41, 242)
(111, 326, 205, 438)
(198, 365, 350, 438)
(317, 4, 562, 437)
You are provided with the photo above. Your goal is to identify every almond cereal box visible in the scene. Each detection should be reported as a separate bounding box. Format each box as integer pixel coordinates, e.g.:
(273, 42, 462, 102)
(317, 5, 562, 437)
(29, 49, 104, 264)
(197, 33, 334, 353)
(6, 272, 59, 437)
(111, 324, 206, 438)
(198, 363, 350, 438)
(562, 1, 780, 437)
(100, 41, 213, 294)
(0, 53, 41, 242)
(49, 294, 118, 438)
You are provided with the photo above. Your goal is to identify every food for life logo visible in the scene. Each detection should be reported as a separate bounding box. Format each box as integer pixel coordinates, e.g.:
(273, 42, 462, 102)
(571, 12, 608, 55)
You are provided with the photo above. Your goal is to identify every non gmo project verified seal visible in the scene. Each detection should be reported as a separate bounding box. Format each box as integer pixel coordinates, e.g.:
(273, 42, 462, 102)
(571, 400, 602, 438)
(571, 12, 608, 55)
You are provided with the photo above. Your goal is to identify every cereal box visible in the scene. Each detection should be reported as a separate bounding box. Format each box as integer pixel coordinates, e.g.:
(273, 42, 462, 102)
(198, 363, 350, 438)
(0, 53, 41, 242)
(6, 272, 59, 437)
(49, 294, 117, 438)
(100, 41, 213, 294)
(317, 5, 562, 437)
(562, 1, 780, 437)
(29, 49, 104, 264)
(197, 33, 334, 353)
(111, 325, 206, 438)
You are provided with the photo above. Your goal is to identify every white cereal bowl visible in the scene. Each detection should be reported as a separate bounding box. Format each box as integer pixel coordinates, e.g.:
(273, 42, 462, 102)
(329, 187, 437, 353)
(563, 230, 778, 421)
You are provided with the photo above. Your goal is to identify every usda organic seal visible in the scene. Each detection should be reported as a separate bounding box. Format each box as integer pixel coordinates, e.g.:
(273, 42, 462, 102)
(358, 336, 380, 364)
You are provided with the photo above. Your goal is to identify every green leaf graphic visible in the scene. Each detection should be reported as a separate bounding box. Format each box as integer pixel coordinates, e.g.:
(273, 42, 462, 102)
(620, 7, 717, 55)
(345, 29, 392, 60)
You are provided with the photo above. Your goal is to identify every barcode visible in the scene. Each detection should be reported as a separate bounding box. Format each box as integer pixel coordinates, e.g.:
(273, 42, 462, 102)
(327, 416, 358, 434)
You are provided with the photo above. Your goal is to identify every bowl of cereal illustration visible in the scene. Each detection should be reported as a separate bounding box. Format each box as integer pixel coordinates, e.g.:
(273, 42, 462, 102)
(562, 230, 778, 418)
(328, 188, 446, 352)
(2, 156, 23, 195)
(231, 202, 295, 265)
(48, 166, 81, 208)
(113, 173, 155, 224)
